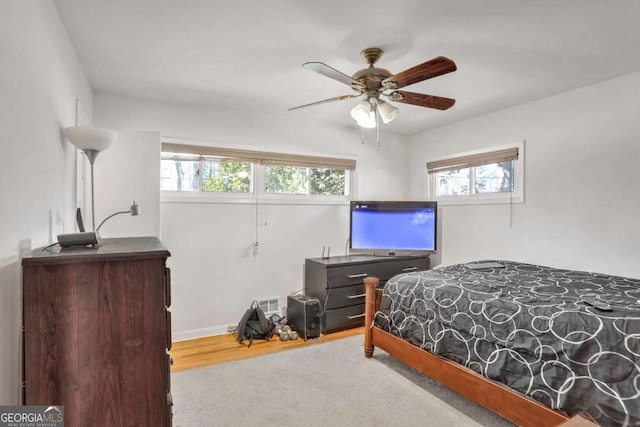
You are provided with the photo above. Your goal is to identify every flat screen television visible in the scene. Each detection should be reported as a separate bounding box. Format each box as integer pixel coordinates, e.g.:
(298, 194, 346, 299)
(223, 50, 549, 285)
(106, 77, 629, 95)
(349, 201, 437, 256)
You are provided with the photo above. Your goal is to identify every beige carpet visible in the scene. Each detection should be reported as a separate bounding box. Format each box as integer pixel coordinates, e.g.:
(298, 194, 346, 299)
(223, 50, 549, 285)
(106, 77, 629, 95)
(171, 335, 514, 427)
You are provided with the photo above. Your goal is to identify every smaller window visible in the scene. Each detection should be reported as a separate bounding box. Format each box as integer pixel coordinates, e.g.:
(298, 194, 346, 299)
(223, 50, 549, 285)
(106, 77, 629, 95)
(436, 168, 470, 196)
(160, 154, 199, 192)
(201, 159, 252, 193)
(161, 153, 252, 193)
(474, 161, 514, 194)
(310, 168, 346, 196)
(265, 166, 347, 196)
(427, 143, 523, 205)
(265, 165, 307, 195)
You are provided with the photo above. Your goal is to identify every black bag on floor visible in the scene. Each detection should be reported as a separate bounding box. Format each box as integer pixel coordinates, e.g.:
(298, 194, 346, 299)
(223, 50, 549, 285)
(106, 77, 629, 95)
(237, 301, 275, 347)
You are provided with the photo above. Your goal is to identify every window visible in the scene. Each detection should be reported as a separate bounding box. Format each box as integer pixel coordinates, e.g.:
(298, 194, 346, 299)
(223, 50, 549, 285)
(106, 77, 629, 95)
(201, 158, 252, 193)
(265, 166, 346, 196)
(161, 154, 252, 193)
(427, 143, 523, 205)
(310, 168, 346, 196)
(265, 165, 308, 195)
(160, 141, 355, 200)
(160, 154, 199, 192)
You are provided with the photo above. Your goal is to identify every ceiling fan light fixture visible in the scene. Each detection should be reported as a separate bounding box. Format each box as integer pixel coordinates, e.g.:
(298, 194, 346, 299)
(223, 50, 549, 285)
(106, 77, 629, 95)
(350, 100, 372, 123)
(378, 100, 399, 124)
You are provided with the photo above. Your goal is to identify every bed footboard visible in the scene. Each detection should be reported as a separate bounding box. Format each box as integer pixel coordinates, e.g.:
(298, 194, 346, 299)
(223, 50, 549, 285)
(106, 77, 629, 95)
(363, 277, 381, 358)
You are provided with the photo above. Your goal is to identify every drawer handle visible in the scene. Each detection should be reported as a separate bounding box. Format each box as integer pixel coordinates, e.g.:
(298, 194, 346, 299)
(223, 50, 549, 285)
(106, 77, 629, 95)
(347, 313, 366, 320)
(347, 293, 366, 299)
(402, 267, 418, 272)
(347, 273, 368, 279)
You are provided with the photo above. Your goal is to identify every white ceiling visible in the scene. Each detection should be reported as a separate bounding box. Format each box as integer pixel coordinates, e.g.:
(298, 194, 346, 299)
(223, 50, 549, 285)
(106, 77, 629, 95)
(54, 0, 640, 135)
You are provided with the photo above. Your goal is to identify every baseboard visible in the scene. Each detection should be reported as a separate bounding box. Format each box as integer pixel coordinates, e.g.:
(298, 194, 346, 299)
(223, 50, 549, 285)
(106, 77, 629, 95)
(172, 325, 230, 342)
(172, 312, 282, 343)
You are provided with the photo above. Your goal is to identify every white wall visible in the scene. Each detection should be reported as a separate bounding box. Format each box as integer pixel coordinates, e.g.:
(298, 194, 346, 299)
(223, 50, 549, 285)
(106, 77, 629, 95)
(0, 1, 92, 404)
(91, 130, 161, 238)
(409, 72, 640, 278)
(93, 93, 411, 339)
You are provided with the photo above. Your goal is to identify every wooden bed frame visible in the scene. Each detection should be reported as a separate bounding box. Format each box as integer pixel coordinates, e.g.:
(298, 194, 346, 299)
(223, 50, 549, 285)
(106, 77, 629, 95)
(363, 277, 570, 427)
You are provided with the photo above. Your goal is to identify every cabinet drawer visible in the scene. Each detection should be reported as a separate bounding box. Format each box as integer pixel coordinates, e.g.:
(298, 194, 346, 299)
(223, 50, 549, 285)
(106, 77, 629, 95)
(325, 284, 366, 310)
(165, 309, 172, 351)
(324, 304, 365, 332)
(164, 267, 172, 308)
(326, 264, 375, 287)
(166, 353, 172, 392)
(326, 257, 429, 287)
(377, 258, 430, 281)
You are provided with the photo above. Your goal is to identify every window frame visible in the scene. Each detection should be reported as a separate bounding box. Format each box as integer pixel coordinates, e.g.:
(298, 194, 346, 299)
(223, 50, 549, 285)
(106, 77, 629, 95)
(427, 142, 524, 206)
(160, 139, 356, 206)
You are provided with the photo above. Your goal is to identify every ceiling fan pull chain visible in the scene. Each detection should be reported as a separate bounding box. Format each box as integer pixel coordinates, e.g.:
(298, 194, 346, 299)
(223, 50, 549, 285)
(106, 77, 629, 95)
(361, 127, 365, 144)
(375, 102, 380, 147)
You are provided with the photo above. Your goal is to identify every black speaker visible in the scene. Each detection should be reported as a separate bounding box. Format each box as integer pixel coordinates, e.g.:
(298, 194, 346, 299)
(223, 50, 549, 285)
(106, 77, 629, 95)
(287, 295, 321, 341)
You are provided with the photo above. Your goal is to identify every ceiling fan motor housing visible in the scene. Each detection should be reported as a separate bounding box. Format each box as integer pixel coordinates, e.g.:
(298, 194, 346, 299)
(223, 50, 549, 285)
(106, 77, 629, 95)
(352, 48, 392, 92)
(352, 67, 392, 91)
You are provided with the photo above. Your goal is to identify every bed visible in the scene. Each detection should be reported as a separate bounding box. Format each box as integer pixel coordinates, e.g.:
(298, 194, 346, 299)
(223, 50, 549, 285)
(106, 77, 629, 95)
(363, 260, 640, 427)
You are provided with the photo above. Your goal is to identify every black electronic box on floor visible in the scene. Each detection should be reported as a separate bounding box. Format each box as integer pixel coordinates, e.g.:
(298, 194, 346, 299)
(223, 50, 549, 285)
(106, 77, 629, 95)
(286, 295, 321, 341)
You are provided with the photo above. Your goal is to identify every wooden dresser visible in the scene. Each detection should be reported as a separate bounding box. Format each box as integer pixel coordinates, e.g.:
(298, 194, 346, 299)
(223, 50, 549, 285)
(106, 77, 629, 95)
(22, 237, 172, 426)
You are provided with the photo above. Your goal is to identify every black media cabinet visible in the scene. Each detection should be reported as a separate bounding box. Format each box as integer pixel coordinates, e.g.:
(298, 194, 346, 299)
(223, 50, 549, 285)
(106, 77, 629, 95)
(304, 254, 430, 333)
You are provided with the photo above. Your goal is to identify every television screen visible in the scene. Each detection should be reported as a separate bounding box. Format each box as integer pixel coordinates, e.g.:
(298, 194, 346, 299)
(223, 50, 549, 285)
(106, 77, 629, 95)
(350, 201, 437, 255)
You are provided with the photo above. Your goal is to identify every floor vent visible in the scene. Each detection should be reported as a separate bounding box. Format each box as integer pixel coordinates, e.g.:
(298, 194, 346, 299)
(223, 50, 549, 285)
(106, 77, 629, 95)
(258, 297, 279, 316)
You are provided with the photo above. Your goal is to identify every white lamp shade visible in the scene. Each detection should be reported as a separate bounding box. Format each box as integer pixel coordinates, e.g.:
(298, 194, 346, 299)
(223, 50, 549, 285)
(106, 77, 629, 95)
(351, 100, 378, 128)
(63, 126, 117, 152)
(350, 101, 372, 122)
(378, 100, 399, 124)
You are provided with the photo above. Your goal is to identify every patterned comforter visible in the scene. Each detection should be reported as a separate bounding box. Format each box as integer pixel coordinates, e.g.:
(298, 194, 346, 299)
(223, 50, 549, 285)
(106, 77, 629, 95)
(374, 261, 640, 425)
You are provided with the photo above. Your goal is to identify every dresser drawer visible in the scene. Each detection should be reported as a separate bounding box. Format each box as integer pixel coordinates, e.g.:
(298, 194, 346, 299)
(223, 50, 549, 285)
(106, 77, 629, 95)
(377, 257, 430, 281)
(165, 309, 172, 351)
(165, 353, 172, 392)
(326, 264, 373, 287)
(325, 284, 366, 309)
(326, 257, 429, 287)
(324, 304, 365, 332)
(164, 267, 172, 308)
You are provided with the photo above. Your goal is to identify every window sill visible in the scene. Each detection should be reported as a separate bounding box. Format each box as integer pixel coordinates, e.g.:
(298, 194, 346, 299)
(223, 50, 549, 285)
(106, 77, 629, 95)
(434, 193, 524, 206)
(160, 191, 350, 206)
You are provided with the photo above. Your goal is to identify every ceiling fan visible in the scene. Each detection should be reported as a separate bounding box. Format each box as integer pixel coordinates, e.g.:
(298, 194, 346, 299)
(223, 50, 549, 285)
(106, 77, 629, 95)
(289, 47, 457, 130)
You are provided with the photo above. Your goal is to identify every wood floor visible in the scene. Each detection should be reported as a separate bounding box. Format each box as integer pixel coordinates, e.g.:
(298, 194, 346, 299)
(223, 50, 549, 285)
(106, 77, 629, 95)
(170, 327, 365, 372)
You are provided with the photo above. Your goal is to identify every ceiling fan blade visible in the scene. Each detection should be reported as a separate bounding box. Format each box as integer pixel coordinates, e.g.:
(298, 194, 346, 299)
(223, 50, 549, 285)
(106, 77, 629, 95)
(388, 91, 456, 110)
(383, 56, 457, 90)
(303, 62, 365, 90)
(288, 94, 361, 111)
